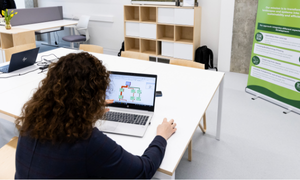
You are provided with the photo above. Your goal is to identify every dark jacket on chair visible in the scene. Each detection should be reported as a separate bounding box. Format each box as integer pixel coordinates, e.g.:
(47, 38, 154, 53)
(0, 0, 16, 14)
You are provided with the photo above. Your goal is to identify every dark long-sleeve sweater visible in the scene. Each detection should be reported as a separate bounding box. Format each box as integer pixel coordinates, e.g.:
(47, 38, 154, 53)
(15, 128, 167, 179)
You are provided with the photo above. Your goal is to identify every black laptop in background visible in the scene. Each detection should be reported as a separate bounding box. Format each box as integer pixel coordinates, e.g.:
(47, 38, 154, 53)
(0, 47, 40, 73)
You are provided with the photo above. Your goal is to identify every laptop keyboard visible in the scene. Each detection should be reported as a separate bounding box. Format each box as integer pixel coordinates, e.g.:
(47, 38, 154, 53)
(0, 65, 9, 73)
(104, 111, 149, 125)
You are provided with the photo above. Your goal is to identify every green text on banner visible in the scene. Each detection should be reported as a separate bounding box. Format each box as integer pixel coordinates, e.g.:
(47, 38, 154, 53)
(246, 0, 300, 112)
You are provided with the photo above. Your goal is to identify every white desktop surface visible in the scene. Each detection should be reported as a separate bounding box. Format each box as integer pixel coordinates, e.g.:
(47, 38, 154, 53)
(15, 20, 78, 31)
(0, 48, 225, 178)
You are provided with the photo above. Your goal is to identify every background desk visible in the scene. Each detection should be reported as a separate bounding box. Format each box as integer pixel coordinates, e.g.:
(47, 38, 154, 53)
(16, 19, 78, 46)
(0, 48, 224, 179)
(0, 20, 78, 63)
(0, 27, 36, 63)
(0, 5, 78, 63)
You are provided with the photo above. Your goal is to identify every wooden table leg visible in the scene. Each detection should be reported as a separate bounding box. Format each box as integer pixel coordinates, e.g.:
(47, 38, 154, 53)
(188, 140, 192, 161)
(199, 113, 207, 133)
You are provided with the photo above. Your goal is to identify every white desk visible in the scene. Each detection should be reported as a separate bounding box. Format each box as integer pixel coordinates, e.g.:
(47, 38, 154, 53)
(0, 20, 78, 63)
(15, 20, 78, 32)
(0, 48, 225, 179)
(16, 20, 78, 46)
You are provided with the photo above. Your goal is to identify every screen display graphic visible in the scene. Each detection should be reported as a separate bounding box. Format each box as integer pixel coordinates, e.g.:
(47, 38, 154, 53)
(107, 74, 156, 107)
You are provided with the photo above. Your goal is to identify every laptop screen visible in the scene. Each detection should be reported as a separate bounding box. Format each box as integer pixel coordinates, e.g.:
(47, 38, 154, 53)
(106, 71, 157, 111)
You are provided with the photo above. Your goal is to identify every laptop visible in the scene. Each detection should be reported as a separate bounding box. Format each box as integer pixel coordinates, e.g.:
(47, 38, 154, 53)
(97, 71, 157, 137)
(0, 47, 40, 73)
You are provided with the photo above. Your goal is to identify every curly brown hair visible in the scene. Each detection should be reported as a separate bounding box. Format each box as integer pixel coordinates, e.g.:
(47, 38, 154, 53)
(15, 52, 110, 143)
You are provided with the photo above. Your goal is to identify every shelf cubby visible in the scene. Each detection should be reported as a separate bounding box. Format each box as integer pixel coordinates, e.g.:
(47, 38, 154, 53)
(124, 6, 140, 21)
(157, 41, 162, 56)
(125, 37, 140, 52)
(0, 34, 13, 49)
(175, 26, 194, 44)
(157, 24, 174, 41)
(141, 39, 157, 55)
(141, 7, 157, 23)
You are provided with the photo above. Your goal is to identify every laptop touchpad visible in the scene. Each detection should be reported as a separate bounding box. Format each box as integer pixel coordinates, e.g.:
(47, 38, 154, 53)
(99, 122, 119, 131)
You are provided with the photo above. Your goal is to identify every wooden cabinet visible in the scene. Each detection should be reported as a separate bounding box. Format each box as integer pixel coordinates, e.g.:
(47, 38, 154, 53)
(124, 5, 201, 61)
(0, 27, 36, 63)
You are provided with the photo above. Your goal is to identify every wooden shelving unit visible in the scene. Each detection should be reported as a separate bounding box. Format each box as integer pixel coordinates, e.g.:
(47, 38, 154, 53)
(124, 5, 201, 61)
(0, 27, 36, 62)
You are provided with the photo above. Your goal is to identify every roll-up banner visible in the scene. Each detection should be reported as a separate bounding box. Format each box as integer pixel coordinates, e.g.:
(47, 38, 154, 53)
(246, 0, 300, 114)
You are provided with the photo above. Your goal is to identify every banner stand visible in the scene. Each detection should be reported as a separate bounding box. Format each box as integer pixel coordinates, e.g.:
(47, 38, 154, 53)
(246, 0, 300, 114)
(246, 88, 300, 115)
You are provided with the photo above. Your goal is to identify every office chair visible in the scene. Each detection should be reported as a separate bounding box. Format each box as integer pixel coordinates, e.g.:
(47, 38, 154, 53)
(121, 51, 149, 61)
(62, 15, 90, 48)
(79, 44, 103, 54)
(0, 137, 18, 179)
(169, 59, 205, 162)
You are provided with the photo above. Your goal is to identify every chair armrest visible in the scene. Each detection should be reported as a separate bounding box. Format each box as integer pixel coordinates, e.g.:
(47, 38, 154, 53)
(76, 27, 87, 30)
(65, 25, 77, 28)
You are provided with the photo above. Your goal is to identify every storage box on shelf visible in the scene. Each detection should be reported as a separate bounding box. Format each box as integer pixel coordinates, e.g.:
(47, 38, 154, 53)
(0, 27, 36, 63)
(124, 5, 201, 61)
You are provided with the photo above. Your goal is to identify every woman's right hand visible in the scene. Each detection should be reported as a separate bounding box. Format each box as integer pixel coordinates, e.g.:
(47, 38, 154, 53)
(105, 99, 114, 113)
(156, 118, 177, 140)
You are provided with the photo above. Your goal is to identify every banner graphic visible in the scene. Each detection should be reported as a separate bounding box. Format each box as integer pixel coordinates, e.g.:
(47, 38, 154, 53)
(246, 0, 300, 112)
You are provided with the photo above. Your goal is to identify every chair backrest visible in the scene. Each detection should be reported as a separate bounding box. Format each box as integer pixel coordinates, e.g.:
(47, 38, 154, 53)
(170, 59, 205, 69)
(0, 137, 18, 179)
(79, 44, 103, 54)
(76, 15, 90, 36)
(121, 51, 149, 61)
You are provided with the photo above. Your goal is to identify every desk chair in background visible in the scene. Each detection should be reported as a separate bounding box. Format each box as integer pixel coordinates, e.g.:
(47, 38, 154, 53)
(79, 44, 103, 54)
(62, 15, 90, 48)
(0, 136, 18, 179)
(121, 51, 149, 61)
(170, 59, 205, 161)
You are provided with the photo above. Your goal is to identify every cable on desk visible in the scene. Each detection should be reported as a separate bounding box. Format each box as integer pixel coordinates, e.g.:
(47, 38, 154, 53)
(0, 53, 58, 79)
(36, 54, 59, 66)
(0, 68, 40, 79)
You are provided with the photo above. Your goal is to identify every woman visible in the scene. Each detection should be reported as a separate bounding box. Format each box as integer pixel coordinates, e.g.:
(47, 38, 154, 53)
(15, 52, 177, 179)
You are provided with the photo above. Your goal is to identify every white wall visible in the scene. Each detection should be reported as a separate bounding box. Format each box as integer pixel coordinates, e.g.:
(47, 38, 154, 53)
(15, 0, 26, 8)
(198, 0, 221, 67)
(218, 0, 235, 72)
(38, 0, 131, 54)
(37, 0, 232, 69)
